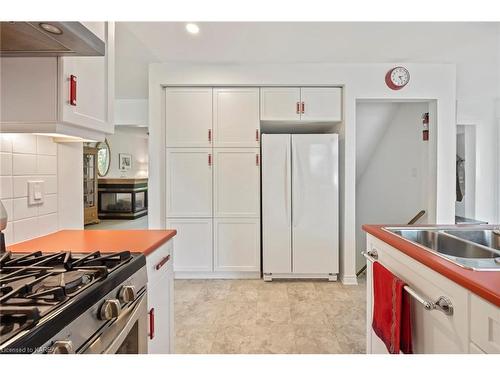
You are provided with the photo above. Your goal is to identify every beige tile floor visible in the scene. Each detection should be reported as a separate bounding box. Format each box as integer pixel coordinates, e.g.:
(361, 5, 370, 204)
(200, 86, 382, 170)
(174, 277, 366, 354)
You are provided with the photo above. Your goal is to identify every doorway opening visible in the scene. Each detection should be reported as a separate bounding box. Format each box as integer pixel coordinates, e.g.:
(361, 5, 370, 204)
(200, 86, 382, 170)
(455, 124, 480, 224)
(355, 100, 438, 272)
(85, 126, 149, 230)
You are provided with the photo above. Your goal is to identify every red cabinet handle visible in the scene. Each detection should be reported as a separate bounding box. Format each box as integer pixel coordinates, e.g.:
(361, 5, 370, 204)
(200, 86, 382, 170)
(301, 102, 305, 114)
(256, 154, 259, 166)
(208, 154, 212, 166)
(208, 129, 212, 142)
(149, 308, 155, 340)
(155, 254, 170, 271)
(69, 75, 77, 106)
(255, 129, 260, 142)
(296, 102, 300, 114)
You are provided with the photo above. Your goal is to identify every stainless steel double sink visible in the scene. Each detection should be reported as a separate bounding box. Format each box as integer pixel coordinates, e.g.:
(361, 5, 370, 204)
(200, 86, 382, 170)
(383, 226, 500, 271)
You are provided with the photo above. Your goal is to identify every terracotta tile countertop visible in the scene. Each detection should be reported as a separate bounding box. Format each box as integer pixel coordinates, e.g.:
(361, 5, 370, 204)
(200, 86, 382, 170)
(7, 230, 177, 256)
(363, 224, 500, 307)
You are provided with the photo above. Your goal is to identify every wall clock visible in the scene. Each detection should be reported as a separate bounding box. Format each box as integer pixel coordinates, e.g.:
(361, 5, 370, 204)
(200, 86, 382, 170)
(385, 66, 410, 90)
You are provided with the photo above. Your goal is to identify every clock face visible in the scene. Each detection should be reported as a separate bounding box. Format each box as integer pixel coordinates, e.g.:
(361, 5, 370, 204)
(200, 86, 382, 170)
(386, 67, 410, 90)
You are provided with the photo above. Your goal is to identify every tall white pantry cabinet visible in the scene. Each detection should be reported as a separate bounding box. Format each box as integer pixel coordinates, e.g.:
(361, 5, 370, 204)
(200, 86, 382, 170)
(165, 87, 261, 277)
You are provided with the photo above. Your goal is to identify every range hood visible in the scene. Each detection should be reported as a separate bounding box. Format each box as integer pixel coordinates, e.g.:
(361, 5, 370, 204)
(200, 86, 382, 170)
(0, 22, 105, 57)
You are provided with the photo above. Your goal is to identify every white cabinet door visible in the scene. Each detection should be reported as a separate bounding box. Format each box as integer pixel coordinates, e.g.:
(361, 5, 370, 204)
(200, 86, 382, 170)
(260, 87, 301, 122)
(59, 22, 114, 133)
(214, 218, 260, 272)
(213, 148, 260, 218)
(300, 87, 342, 122)
(0, 57, 58, 123)
(213, 88, 260, 147)
(470, 294, 500, 353)
(148, 271, 173, 354)
(166, 148, 212, 217)
(165, 88, 212, 147)
(167, 218, 213, 272)
(262, 134, 292, 274)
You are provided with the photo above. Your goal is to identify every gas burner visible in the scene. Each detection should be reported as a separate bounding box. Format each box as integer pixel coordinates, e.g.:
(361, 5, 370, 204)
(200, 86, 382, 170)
(0, 250, 138, 350)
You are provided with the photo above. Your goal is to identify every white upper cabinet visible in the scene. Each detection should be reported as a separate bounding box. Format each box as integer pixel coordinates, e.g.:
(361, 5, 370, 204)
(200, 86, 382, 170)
(260, 87, 342, 122)
(213, 88, 260, 147)
(59, 23, 114, 133)
(213, 148, 260, 218)
(260, 87, 301, 122)
(165, 88, 212, 147)
(166, 148, 213, 217)
(300, 87, 342, 122)
(0, 22, 115, 138)
(214, 218, 260, 272)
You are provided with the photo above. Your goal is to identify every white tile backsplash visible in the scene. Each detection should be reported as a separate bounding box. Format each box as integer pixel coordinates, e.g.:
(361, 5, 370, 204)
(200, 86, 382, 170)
(37, 136, 57, 156)
(0, 134, 13, 153)
(1, 152, 12, 175)
(42, 175, 57, 194)
(12, 134, 37, 154)
(13, 154, 37, 175)
(37, 213, 58, 235)
(0, 134, 59, 245)
(0, 176, 13, 199)
(37, 155, 57, 175)
(13, 197, 39, 220)
(39, 193, 57, 215)
(13, 217, 39, 243)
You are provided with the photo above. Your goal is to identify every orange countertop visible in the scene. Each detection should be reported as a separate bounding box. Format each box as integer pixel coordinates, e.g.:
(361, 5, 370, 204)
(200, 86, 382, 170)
(7, 230, 177, 256)
(363, 224, 500, 307)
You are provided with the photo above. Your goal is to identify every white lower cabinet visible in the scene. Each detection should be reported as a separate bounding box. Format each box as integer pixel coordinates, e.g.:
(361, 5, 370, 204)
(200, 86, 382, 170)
(214, 218, 260, 272)
(167, 218, 213, 272)
(146, 240, 174, 354)
(366, 234, 500, 354)
(470, 294, 500, 353)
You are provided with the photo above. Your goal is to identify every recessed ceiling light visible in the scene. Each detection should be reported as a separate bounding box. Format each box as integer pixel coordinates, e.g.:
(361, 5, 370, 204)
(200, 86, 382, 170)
(39, 23, 63, 35)
(185, 23, 200, 35)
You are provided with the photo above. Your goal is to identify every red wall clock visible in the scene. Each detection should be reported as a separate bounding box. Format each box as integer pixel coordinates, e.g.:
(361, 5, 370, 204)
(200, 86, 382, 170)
(385, 66, 410, 90)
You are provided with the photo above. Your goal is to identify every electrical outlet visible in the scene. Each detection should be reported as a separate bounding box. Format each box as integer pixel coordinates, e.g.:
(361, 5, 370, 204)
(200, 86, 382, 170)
(28, 181, 44, 205)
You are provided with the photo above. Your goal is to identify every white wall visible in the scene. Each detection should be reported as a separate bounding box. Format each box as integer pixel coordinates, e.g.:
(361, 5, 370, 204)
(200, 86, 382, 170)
(115, 99, 148, 126)
(356, 102, 431, 270)
(102, 127, 148, 178)
(1, 134, 58, 244)
(149, 62, 457, 284)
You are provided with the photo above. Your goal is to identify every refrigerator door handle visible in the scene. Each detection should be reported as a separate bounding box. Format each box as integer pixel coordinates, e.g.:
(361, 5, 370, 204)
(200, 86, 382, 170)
(285, 144, 290, 225)
(292, 144, 304, 228)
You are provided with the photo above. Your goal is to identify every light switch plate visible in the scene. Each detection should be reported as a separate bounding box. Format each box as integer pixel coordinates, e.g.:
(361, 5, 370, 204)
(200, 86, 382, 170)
(28, 180, 44, 205)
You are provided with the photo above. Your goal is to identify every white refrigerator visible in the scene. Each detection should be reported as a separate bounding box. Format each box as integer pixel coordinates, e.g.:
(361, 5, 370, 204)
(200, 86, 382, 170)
(262, 134, 339, 279)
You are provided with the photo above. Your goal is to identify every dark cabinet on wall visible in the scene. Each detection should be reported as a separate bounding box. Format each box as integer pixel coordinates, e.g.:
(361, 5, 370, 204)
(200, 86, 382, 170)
(97, 178, 148, 219)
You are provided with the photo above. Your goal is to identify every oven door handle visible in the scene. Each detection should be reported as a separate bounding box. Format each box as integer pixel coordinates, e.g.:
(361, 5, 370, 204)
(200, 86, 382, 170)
(79, 290, 147, 354)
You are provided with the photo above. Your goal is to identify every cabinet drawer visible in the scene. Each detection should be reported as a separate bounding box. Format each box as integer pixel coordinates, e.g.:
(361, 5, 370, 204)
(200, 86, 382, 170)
(367, 236, 469, 353)
(470, 294, 500, 353)
(146, 240, 173, 284)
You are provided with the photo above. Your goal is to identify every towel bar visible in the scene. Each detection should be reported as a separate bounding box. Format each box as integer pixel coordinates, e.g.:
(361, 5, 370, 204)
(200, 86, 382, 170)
(362, 250, 454, 316)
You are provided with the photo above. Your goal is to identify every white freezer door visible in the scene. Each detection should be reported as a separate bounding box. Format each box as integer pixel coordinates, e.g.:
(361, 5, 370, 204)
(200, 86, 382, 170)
(291, 134, 339, 274)
(262, 134, 292, 274)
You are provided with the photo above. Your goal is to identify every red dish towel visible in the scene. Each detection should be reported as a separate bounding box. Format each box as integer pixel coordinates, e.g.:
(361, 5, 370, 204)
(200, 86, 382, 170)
(372, 261, 413, 354)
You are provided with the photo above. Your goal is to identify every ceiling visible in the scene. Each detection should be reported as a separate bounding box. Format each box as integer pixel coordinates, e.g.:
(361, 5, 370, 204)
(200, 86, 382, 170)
(115, 22, 500, 98)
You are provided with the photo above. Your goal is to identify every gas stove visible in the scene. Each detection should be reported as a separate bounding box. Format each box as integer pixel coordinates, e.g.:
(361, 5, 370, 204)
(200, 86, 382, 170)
(0, 250, 147, 354)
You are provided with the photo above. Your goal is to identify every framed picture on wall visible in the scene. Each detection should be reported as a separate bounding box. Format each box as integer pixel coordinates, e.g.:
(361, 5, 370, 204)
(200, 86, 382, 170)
(119, 153, 132, 170)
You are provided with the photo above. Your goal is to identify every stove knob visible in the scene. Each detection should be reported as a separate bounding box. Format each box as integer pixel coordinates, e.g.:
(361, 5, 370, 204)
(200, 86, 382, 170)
(48, 340, 74, 354)
(99, 299, 121, 321)
(119, 285, 136, 304)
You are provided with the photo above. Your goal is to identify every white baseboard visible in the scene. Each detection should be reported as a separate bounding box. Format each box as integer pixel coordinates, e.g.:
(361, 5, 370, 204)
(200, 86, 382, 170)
(262, 273, 338, 281)
(174, 271, 261, 280)
(340, 274, 358, 285)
